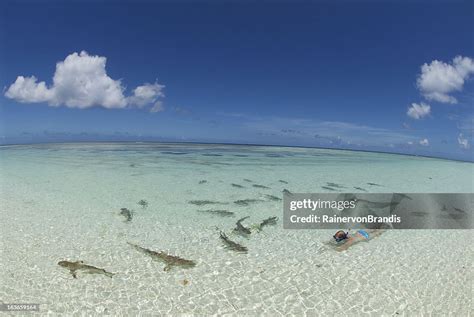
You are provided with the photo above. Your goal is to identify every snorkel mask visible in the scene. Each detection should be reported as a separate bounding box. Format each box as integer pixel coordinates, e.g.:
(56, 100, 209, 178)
(333, 230, 349, 242)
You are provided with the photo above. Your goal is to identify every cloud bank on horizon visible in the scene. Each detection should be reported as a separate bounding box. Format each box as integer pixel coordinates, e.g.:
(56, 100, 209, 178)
(4, 51, 165, 112)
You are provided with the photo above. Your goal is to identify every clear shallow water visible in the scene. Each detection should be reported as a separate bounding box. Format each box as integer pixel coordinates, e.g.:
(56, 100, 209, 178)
(0, 143, 472, 315)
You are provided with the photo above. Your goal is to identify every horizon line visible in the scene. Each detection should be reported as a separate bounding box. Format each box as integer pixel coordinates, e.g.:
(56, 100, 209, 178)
(1, 139, 472, 164)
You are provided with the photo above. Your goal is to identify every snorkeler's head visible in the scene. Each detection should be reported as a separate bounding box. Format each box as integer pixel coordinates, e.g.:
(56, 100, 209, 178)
(333, 230, 348, 242)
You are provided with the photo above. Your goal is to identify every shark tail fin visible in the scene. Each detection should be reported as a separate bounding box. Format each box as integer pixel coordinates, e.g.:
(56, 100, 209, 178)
(105, 271, 115, 278)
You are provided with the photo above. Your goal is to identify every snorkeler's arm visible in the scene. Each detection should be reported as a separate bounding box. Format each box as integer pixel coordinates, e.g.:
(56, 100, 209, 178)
(335, 236, 358, 251)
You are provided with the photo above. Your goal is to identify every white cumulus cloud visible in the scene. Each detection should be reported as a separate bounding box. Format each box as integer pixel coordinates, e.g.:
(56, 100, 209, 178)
(4, 76, 53, 103)
(457, 133, 470, 149)
(4, 51, 165, 110)
(416, 56, 474, 104)
(150, 101, 165, 113)
(128, 82, 165, 108)
(407, 102, 431, 119)
(419, 138, 429, 146)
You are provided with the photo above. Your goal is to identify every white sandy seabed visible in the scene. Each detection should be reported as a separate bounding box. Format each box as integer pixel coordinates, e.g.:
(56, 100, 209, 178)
(0, 143, 472, 316)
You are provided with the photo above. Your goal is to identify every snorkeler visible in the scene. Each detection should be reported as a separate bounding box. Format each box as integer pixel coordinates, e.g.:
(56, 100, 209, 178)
(332, 229, 384, 251)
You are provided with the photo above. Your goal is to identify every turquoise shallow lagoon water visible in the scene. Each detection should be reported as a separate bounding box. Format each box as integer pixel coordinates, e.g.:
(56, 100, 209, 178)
(0, 143, 472, 315)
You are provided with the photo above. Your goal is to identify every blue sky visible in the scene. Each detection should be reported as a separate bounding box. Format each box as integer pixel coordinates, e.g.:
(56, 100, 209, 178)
(1, 1, 473, 161)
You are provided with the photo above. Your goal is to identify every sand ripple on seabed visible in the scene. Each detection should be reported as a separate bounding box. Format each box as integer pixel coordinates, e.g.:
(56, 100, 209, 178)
(1, 194, 471, 317)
